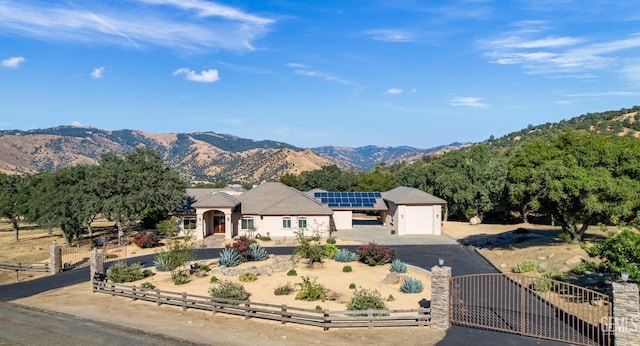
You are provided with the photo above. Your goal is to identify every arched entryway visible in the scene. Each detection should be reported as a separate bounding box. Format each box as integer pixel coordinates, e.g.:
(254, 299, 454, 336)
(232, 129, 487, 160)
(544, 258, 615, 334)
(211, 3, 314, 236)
(202, 210, 226, 237)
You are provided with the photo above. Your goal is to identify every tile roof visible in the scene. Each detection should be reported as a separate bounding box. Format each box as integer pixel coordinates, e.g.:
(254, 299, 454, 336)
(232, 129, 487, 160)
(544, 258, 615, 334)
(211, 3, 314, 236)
(187, 189, 240, 208)
(382, 186, 447, 205)
(238, 182, 333, 215)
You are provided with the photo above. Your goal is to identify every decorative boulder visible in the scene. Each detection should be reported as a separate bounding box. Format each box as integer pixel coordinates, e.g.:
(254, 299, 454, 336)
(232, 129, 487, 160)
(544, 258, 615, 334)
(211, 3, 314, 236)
(469, 216, 482, 225)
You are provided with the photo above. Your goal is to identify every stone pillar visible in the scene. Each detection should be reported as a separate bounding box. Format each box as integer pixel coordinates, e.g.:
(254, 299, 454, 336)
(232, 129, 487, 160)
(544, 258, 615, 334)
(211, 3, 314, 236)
(90, 248, 105, 282)
(49, 240, 62, 275)
(430, 265, 452, 330)
(612, 282, 640, 346)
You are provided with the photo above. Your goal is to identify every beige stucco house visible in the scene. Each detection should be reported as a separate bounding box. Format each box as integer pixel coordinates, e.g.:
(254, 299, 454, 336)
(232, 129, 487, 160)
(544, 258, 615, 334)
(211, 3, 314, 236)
(177, 182, 447, 240)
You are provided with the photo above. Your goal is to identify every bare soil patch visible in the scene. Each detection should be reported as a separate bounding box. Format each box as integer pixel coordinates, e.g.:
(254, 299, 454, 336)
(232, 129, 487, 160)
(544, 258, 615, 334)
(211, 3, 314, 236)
(130, 256, 432, 312)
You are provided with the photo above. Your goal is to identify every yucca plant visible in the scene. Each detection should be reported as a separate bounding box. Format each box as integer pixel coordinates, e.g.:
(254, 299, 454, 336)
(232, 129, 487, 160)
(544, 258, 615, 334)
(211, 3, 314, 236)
(390, 259, 407, 273)
(334, 248, 356, 262)
(219, 248, 241, 267)
(400, 277, 423, 293)
(250, 243, 269, 261)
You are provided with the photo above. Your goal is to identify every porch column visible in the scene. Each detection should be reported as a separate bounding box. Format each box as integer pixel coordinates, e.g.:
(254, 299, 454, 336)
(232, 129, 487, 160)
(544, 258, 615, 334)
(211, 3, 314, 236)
(195, 210, 205, 240)
(224, 212, 233, 240)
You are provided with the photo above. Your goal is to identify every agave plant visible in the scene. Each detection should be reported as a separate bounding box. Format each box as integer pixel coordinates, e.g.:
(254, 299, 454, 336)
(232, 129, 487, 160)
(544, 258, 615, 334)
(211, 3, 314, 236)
(153, 252, 173, 272)
(389, 259, 407, 273)
(334, 248, 356, 262)
(219, 248, 241, 267)
(400, 277, 423, 294)
(250, 243, 269, 261)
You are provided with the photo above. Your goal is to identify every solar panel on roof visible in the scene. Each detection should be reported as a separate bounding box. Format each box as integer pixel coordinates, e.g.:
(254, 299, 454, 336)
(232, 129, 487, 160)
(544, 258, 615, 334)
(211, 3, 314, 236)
(321, 197, 328, 203)
(348, 198, 355, 203)
(374, 192, 382, 197)
(363, 203, 374, 207)
(328, 203, 339, 207)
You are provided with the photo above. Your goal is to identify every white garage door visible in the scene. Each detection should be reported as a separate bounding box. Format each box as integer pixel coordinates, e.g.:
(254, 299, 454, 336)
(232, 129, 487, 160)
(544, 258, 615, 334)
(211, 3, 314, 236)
(404, 206, 433, 235)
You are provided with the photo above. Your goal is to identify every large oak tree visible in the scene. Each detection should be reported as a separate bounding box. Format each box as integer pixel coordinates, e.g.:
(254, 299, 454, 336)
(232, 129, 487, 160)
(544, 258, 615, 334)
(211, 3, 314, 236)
(507, 131, 640, 242)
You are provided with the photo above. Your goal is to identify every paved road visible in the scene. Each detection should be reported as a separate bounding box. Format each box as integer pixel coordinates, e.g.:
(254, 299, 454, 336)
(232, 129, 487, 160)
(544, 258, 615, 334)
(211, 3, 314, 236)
(0, 244, 569, 345)
(0, 302, 203, 345)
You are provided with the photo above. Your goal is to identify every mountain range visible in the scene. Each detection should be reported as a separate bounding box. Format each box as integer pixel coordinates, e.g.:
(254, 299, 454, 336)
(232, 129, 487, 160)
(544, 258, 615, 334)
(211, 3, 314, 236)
(2, 105, 637, 183)
(0, 126, 465, 183)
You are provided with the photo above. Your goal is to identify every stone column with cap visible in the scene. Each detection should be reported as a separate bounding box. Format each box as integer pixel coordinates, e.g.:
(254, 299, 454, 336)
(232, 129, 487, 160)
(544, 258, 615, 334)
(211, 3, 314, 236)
(49, 240, 62, 275)
(430, 265, 451, 330)
(612, 281, 640, 346)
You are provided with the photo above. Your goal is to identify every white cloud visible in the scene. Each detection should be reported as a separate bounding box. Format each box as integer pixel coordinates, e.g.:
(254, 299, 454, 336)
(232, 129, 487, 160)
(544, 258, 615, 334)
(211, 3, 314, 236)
(448, 97, 489, 108)
(0, 1, 274, 53)
(386, 88, 403, 94)
(287, 64, 352, 86)
(477, 27, 640, 77)
(173, 68, 220, 83)
(1, 56, 26, 68)
(363, 29, 416, 42)
(91, 66, 105, 79)
(71, 121, 82, 126)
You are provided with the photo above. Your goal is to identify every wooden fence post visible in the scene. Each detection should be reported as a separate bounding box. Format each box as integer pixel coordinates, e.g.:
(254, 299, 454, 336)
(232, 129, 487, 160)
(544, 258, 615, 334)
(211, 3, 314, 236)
(281, 305, 287, 324)
(182, 292, 187, 311)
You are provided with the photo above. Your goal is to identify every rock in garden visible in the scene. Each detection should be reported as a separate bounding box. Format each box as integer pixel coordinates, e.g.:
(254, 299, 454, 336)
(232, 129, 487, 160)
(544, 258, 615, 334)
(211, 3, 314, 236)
(469, 216, 481, 225)
(382, 272, 403, 284)
(564, 256, 584, 266)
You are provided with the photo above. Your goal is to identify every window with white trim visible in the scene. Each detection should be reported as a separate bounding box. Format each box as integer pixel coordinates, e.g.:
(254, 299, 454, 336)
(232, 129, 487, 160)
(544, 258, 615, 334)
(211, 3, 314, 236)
(183, 217, 196, 230)
(297, 217, 307, 229)
(241, 217, 254, 230)
(282, 217, 292, 229)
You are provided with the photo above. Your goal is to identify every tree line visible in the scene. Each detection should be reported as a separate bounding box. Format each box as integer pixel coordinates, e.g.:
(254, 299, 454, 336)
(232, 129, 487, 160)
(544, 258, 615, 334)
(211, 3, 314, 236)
(280, 130, 640, 242)
(0, 148, 187, 244)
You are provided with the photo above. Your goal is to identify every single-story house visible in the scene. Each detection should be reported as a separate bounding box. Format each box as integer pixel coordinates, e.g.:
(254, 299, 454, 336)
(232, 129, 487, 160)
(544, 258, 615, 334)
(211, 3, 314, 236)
(177, 182, 447, 240)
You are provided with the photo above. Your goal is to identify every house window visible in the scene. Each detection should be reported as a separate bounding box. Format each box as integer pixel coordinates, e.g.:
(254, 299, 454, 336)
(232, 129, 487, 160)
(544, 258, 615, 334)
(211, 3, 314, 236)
(297, 217, 307, 229)
(183, 217, 196, 230)
(282, 217, 292, 229)
(241, 217, 255, 230)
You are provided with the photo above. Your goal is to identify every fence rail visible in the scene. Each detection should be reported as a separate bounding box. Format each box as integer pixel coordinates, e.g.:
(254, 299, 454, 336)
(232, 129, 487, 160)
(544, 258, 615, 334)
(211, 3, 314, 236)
(0, 261, 50, 273)
(93, 280, 430, 329)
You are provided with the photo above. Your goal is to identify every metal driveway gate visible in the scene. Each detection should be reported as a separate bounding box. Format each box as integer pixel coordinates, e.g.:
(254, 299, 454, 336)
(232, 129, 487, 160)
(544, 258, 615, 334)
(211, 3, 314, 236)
(450, 273, 613, 345)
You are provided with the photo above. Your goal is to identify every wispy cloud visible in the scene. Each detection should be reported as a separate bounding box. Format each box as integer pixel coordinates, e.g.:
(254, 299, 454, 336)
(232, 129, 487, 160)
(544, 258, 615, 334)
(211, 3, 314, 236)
(1, 56, 26, 68)
(91, 66, 105, 79)
(286, 63, 352, 86)
(173, 68, 220, 83)
(71, 121, 82, 126)
(386, 88, 403, 94)
(477, 23, 640, 77)
(0, 1, 274, 53)
(449, 97, 489, 108)
(363, 29, 416, 42)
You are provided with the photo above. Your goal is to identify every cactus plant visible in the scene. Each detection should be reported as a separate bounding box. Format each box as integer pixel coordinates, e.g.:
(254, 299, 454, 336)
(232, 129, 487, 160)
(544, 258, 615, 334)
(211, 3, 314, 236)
(218, 248, 241, 267)
(250, 243, 269, 261)
(400, 277, 423, 293)
(390, 259, 407, 273)
(334, 248, 356, 262)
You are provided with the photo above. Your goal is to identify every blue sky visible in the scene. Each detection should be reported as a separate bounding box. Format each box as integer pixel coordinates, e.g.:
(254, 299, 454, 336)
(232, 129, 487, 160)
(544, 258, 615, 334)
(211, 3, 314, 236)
(1, 1, 640, 149)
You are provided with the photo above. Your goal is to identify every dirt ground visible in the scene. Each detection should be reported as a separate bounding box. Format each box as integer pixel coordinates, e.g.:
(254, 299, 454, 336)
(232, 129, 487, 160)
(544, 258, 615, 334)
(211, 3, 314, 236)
(1, 220, 617, 345)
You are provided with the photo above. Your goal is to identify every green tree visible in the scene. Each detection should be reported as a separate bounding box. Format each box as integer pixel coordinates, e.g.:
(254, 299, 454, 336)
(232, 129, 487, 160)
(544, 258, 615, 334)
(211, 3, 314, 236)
(0, 173, 27, 242)
(95, 148, 187, 245)
(507, 132, 640, 241)
(299, 165, 357, 191)
(279, 173, 302, 190)
(586, 226, 640, 281)
(424, 144, 507, 221)
(355, 164, 397, 192)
